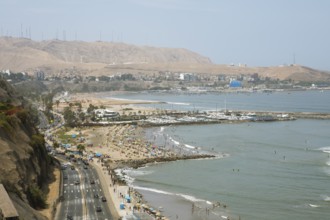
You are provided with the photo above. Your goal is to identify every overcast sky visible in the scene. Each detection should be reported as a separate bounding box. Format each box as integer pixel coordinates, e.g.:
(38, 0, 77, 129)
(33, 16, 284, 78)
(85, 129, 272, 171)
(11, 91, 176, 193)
(1, 0, 330, 70)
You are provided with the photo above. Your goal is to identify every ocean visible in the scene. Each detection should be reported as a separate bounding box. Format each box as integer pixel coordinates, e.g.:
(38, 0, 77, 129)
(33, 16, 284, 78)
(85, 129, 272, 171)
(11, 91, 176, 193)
(109, 90, 330, 220)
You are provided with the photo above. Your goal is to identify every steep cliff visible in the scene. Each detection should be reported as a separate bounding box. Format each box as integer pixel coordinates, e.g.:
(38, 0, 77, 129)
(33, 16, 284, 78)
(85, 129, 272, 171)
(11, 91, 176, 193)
(0, 79, 53, 220)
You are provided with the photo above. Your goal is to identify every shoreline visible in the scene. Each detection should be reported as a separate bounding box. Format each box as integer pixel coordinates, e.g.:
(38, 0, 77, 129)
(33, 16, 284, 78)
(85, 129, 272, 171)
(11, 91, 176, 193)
(93, 126, 217, 220)
(53, 122, 217, 219)
(50, 91, 330, 220)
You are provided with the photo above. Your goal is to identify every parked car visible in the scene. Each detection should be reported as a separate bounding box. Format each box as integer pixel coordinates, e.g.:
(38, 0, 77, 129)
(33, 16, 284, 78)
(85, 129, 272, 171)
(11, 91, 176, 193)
(96, 206, 102, 212)
(94, 193, 99, 198)
(101, 196, 107, 202)
(74, 180, 80, 185)
(90, 179, 95, 184)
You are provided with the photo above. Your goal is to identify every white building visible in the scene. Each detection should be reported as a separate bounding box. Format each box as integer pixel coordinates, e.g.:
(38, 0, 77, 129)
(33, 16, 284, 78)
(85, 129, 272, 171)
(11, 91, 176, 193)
(94, 109, 119, 120)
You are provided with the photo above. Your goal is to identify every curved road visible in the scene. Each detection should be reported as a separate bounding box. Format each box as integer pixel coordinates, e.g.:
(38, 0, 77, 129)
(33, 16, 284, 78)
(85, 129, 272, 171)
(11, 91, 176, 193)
(42, 109, 114, 220)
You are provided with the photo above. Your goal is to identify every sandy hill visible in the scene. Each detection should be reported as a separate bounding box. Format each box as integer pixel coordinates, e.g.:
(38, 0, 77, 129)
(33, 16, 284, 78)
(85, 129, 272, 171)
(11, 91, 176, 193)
(0, 36, 211, 72)
(0, 37, 329, 82)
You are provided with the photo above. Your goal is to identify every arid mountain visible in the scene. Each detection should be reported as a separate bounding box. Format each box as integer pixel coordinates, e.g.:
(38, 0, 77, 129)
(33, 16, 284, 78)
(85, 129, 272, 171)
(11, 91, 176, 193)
(1, 37, 329, 82)
(0, 36, 211, 73)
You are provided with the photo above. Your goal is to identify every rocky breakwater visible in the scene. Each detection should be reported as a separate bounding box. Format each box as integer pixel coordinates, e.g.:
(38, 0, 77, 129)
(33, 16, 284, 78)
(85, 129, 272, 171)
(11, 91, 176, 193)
(0, 79, 55, 220)
(113, 154, 215, 170)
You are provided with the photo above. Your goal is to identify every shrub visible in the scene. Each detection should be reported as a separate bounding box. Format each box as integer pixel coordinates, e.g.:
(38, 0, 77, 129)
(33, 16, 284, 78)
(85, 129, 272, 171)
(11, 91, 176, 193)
(26, 184, 47, 209)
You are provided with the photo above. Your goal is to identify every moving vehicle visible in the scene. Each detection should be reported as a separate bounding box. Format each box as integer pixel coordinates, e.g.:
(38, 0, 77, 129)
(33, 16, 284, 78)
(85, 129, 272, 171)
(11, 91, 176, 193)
(96, 206, 102, 212)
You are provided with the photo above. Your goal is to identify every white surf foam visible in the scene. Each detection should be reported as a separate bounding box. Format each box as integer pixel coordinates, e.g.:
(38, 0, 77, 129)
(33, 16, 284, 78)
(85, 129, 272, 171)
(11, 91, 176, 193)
(185, 144, 197, 149)
(177, 193, 206, 203)
(309, 204, 320, 208)
(126, 169, 154, 176)
(321, 195, 330, 202)
(169, 137, 180, 145)
(318, 146, 330, 154)
(134, 186, 214, 206)
(206, 200, 213, 205)
(115, 168, 136, 185)
(133, 186, 173, 196)
(110, 97, 158, 103)
(167, 102, 190, 106)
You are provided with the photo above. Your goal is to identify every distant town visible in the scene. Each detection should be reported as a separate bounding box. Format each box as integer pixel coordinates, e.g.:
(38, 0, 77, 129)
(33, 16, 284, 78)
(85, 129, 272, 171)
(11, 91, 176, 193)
(1, 68, 329, 94)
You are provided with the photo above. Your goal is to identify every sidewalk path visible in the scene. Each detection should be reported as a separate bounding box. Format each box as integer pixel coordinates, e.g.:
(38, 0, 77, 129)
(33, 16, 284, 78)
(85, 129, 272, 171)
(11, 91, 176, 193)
(92, 160, 132, 219)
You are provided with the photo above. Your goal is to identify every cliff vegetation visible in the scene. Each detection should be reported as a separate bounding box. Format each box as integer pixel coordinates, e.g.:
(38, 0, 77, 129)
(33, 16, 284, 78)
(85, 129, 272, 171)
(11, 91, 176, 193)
(0, 79, 55, 219)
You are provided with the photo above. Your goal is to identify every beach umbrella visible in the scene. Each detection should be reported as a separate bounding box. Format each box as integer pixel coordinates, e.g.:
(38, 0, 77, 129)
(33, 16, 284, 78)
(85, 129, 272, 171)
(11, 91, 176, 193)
(120, 202, 125, 210)
(125, 194, 131, 203)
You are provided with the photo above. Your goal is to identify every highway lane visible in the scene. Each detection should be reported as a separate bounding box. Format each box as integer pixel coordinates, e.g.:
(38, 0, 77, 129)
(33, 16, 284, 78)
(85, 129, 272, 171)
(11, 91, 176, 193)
(56, 159, 113, 220)
(81, 163, 113, 220)
(43, 107, 113, 219)
(57, 165, 84, 219)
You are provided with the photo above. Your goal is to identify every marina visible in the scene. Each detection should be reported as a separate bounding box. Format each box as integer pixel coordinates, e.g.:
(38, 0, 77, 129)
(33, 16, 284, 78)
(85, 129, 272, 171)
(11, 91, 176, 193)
(109, 90, 330, 220)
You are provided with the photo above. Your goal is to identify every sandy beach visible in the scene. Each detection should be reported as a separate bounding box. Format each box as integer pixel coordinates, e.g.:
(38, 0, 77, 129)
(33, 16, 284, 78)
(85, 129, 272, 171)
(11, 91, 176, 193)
(56, 91, 159, 116)
(52, 92, 180, 219)
(56, 125, 179, 220)
(49, 91, 218, 220)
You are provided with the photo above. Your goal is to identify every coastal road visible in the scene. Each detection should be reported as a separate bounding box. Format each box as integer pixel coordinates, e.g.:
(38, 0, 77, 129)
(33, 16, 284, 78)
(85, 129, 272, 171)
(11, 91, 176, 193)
(56, 160, 113, 220)
(82, 163, 113, 220)
(57, 166, 84, 219)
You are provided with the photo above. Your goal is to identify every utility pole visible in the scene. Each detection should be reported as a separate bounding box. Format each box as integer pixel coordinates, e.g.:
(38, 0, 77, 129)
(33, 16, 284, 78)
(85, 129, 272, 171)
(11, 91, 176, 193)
(293, 53, 296, 65)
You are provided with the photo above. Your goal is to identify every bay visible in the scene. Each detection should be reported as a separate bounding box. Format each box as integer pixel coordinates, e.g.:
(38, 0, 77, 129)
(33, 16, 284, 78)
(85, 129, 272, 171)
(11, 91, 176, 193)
(111, 91, 330, 220)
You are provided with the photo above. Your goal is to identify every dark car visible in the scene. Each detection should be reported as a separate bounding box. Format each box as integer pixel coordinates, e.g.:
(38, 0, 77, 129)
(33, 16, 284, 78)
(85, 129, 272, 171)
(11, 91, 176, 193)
(96, 206, 102, 212)
(63, 175, 68, 180)
(90, 179, 95, 184)
(101, 196, 107, 202)
(74, 180, 80, 185)
(71, 166, 75, 170)
(67, 214, 73, 220)
(94, 193, 99, 198)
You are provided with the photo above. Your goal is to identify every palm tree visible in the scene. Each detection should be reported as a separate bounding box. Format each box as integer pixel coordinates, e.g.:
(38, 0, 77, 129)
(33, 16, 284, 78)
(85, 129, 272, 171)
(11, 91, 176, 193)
(77, 144, 85, 155)
(53, 141, 60, 149)
(55, 100, 60, 112)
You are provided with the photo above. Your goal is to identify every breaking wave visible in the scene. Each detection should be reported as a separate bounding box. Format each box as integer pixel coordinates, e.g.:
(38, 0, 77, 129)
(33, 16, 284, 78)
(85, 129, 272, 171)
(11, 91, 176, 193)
(167, 102, 190, 106)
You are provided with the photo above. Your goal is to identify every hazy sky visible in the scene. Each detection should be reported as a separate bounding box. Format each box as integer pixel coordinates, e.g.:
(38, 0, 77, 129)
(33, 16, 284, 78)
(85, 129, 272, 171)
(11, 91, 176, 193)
(1, 0, 330, 70)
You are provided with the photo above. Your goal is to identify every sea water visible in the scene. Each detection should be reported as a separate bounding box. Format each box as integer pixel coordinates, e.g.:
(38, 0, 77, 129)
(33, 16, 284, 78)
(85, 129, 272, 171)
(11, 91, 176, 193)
(110, 91, 330, 220)
(110, 90, 330, 113)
